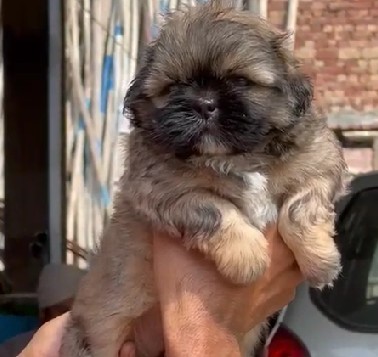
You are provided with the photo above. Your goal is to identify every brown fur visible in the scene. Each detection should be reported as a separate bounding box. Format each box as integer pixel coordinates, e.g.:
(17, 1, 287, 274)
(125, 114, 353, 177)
(60, 3, 348, 357)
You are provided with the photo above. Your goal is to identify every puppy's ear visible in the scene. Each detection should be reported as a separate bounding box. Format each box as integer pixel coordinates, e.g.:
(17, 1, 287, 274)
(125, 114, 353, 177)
(286, 72, 313, 117)
(274, 33, 314, 117)
(123, 46, 155, 126)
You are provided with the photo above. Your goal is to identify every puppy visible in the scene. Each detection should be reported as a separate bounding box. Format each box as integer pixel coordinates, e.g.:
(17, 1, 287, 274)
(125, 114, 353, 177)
(60, 2, 348, 356)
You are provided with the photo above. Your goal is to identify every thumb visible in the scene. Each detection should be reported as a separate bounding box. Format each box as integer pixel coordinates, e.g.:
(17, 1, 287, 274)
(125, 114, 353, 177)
(18, 313, 70, 357)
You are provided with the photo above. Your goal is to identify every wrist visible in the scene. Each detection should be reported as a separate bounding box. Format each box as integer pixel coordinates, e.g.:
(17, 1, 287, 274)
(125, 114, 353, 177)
(161, 293, 240, 357)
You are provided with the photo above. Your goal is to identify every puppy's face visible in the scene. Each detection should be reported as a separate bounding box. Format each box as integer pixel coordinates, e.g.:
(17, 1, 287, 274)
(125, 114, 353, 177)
(125, 5, 313, 158)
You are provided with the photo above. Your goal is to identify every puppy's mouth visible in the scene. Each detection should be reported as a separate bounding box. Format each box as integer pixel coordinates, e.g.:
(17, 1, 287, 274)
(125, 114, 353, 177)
(188, 116, 231, 155)
(195, 133, 230, 155)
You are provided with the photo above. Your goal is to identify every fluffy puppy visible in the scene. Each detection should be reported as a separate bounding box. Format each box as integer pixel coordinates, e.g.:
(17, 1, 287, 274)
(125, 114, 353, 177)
(60, 2, 348, 357)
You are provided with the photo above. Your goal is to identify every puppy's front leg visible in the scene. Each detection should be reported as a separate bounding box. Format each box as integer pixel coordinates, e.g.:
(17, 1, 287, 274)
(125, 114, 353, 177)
(132, 189, 269, 284)
(278, 179, 342, 287)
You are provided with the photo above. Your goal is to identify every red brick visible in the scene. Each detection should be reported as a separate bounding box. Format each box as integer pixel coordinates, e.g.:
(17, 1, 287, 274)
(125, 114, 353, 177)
(323, 24, 333, 33)
(354, 10, 369, 18)
(351, 40, 371, 48)
(327, 3, 345, 11)
(361, 47, 378, 59)
(336, 10, 347, 18)
(316, 48, 338, 59)
(268, 1, 287, 12)
(371, 9, 378, 16)
(343, 24, 355, 32)
(339, 47, 361, 59)
(353, 32, 371, 40)
(312, 2, 326, 10)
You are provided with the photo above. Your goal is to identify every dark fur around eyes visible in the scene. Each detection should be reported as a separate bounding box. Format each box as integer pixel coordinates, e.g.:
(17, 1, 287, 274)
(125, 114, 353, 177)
(126, 74, 280, 157)
(123, 7, 314, 158)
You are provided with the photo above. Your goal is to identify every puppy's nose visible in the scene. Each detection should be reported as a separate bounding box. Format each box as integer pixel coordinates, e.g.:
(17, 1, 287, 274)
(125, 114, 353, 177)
(194, 97, 218, 120)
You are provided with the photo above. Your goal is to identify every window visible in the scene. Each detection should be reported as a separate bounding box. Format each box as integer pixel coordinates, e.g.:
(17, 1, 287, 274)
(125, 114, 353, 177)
(311, 187, 378, 333)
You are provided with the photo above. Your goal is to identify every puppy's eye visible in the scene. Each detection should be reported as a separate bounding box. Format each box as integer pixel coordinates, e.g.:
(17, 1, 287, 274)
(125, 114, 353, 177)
(152, 85, 173, 108)
(229, 75, 254, 87)
(158, 84, 173, 98)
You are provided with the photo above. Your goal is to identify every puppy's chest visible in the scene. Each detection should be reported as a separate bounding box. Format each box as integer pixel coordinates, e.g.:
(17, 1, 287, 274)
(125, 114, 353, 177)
(238, 172, 278, 230)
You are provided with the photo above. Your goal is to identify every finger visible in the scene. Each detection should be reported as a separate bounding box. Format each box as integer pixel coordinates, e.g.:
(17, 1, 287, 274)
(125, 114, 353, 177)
(18, 313, 70, 357)
(290, 265, 305, 285)
(276, 280, 301, 308)
(39, 313, 70, 356)
(258, 270, 303, 321)
(264, 223, 279, 242)
(264, 224, 297, 262)
(268, 237, 297, 270)
(261, 264, 303, 300)
(133, 306, 164, 357)
(120, 343, 135, 357)
(38, 312, 70, 336)
(274, 268, 304, 303)
(275, 264, 304, 287)
(266, 290, 297, 319)
(285, 268, 304, 292)
(120, 305, 164, 357)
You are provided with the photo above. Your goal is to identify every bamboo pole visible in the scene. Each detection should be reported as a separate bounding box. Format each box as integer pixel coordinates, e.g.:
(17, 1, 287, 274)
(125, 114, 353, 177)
(259, 0, 267, 18)
(286, 0, 299, 49)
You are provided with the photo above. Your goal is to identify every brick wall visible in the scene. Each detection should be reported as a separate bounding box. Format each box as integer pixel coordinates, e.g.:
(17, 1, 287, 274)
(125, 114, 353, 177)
(268, 0, 378, 115)
(268, 0, 378, 173)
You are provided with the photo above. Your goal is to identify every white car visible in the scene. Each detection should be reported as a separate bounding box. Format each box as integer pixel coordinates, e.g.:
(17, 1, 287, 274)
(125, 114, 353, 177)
(265, 171, 378, 357)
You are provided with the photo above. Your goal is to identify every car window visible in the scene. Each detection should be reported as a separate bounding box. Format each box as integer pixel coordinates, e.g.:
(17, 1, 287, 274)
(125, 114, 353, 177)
(310, 188, 378, 333)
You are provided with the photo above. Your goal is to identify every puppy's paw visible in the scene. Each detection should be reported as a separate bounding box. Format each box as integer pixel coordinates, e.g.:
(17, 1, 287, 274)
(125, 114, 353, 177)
(279, 209, 341, 289)
(297, 240, 341, 288)
(210, 222, 269, 284)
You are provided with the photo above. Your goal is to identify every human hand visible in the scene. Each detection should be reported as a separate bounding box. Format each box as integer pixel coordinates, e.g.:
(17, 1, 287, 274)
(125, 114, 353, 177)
(15, 310, 141, 357)
(17, 313, 69, 357)
(122, 224, 303, 357)
(18, 226, 302, 357)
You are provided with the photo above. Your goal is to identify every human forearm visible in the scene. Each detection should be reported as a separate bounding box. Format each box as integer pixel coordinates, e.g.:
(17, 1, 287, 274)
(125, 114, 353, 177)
(162, 291, 241, 357)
